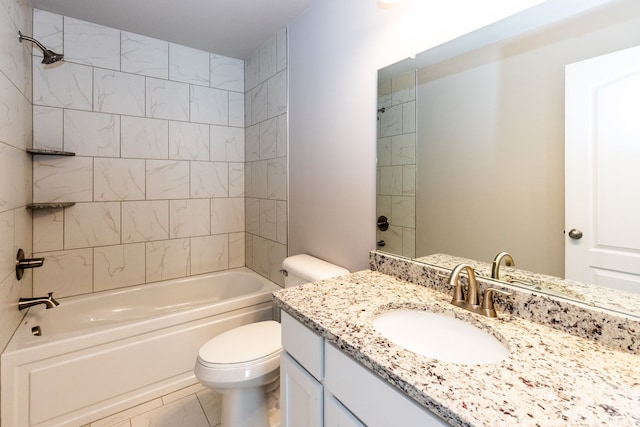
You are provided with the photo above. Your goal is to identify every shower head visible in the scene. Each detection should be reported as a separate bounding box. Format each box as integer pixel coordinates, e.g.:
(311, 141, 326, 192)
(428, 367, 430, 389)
(18, 31, 64, 64)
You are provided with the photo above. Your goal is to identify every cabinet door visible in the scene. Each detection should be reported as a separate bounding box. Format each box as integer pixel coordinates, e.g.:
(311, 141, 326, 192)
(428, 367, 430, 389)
(325, 393, 365, 427)
(280, 352, 323, 427)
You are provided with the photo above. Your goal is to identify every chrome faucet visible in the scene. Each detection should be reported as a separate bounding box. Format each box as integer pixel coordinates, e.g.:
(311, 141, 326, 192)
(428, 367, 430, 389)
(18, 292, 59, 310)
(449, 263, 511, 318)
(491, 251, 514, 280)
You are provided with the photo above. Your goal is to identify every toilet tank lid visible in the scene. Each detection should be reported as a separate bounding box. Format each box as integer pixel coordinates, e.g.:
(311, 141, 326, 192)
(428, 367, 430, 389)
(199, 321, 281, 364)
(282, 254, 349, 281)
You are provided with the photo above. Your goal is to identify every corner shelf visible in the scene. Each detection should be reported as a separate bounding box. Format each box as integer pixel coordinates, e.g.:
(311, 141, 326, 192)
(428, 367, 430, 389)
(27, 202, 76, 210)
(27, 148, 75, 156)
(27, 148, 77, 210)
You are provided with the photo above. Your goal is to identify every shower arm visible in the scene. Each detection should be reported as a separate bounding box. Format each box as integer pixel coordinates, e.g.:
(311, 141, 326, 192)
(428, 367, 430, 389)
(18, 30, 64, 65)
(18, 31, 48, 53)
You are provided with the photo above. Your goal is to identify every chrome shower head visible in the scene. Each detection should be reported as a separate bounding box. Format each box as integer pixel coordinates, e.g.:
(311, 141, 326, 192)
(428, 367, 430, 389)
(41, 49, 64, 65)
(18, 31, 64, 64)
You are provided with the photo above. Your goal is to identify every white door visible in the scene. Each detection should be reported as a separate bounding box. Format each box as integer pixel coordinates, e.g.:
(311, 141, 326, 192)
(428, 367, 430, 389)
(565, 45, 640, 293)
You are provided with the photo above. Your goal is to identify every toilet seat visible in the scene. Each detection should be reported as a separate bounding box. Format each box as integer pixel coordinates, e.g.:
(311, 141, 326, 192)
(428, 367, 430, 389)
(199, 320, 281, 364)
(195, 321, 282, 385)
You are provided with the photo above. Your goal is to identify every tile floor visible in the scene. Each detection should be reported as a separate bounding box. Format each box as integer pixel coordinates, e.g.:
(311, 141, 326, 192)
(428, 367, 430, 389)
(83, 382, 280, 427)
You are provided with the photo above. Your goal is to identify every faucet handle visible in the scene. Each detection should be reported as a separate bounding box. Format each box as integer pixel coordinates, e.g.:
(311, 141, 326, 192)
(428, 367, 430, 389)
(480, 288, 512, 318)
(15, 249, 45, 280)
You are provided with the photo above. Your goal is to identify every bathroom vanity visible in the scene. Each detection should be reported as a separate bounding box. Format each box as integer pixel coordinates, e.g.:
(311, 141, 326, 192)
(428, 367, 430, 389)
(273, 254, 640, 426)
(279, 311, 446, 427)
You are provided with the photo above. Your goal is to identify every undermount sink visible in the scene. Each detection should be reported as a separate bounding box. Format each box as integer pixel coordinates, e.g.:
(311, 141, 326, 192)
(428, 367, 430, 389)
(372, 309, 510, 365)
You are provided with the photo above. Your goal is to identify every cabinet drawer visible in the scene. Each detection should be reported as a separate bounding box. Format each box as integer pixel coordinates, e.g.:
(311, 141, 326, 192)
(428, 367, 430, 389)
(281, 311, 324, 380)
(325, 344, 448, 427)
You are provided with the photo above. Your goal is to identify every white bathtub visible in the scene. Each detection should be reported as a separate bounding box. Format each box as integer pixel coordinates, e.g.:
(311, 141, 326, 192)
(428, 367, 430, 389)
(1, 267, 280, 427)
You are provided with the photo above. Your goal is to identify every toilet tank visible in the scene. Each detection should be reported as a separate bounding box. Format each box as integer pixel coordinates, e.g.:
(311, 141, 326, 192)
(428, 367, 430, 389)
(281, 254, 349, 288)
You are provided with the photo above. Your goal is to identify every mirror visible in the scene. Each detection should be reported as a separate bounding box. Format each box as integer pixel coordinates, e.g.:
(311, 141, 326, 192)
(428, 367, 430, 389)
(376, 0, 640, 317)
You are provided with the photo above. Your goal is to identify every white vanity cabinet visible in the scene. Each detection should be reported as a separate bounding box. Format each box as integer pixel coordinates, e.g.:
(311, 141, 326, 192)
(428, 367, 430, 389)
(280, 312, 449, 427)
(280, 353, 323, 426)
(280, 311, 324, 427)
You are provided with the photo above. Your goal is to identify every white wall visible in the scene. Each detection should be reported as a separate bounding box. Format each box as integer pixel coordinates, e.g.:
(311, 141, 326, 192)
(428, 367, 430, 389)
(0, 0, 33, 352)
(287, 0, 545, 272)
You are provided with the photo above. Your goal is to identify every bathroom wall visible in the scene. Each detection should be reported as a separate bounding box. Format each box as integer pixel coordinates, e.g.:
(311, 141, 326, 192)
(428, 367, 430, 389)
(287, 0, 546, 272)
(0, 0, 33, 351)
(376, 70, 416, 258)
(244, 29, 288, 285)
(30, 10, 253, 298)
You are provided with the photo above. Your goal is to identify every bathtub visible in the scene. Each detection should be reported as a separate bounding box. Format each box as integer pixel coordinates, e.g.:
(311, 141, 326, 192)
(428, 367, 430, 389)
(1, 267, 280, 427)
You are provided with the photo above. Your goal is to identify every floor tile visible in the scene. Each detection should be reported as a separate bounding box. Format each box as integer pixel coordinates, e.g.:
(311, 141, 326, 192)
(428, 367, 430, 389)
(91, 399, 162, 427)
(196, 389, 222, 427)
(130, 395, 209, 427)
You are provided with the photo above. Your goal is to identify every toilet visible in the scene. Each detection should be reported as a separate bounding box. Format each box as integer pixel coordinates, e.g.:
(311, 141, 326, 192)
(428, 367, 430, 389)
(194, 254, 349, 427)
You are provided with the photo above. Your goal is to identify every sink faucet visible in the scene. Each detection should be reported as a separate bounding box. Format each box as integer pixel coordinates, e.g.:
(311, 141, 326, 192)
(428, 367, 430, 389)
(18, 292, 59, 310)
(449, 263, 511, 317)
(491, 251, 514, 280)
(449, 263, 480, 309)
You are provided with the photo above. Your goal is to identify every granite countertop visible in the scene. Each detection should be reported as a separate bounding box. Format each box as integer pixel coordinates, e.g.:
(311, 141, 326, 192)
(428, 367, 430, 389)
(416, 253, 640, 314)
(273, 270, 640, 427)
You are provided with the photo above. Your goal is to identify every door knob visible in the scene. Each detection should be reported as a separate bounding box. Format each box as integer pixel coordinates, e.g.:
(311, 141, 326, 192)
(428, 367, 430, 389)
(568, 229, 583, 240)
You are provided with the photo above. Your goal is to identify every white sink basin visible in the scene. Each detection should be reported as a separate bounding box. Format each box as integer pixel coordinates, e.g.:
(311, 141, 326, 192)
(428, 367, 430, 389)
(372, 309, 509, 365)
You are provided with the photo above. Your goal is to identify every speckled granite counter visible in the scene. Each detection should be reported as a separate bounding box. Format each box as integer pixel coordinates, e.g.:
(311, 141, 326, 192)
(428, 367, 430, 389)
(273, 270, 640, 427)
(416, 253, 640, 315)
(372, 252, 640, 354)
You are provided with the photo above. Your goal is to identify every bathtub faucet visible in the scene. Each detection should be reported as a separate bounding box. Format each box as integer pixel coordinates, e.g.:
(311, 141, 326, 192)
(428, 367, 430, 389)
(15, 248, 45, 280)
(18, 292, 59, 311)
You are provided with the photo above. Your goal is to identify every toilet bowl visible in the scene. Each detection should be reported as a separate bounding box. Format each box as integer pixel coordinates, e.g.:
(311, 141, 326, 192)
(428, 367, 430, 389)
(194, 255, 349, 427)
(195, 321, 281, 427)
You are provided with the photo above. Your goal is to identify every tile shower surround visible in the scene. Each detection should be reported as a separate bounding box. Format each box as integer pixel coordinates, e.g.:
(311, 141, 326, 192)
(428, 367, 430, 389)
(30, 10, 288, 298)
(376, 70, 416, 258)
(0, 0, 34, 351)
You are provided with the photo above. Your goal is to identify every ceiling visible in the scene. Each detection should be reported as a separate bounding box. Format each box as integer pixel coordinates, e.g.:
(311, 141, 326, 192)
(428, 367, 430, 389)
(32, 0, 316, 59)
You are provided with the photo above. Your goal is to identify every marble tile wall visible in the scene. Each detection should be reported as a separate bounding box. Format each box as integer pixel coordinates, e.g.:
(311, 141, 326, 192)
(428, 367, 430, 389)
(0, 0, 33, 352)
(377, 70, 416, 258)
(244, 29, 288, 286)
(31, 9, 252, 297)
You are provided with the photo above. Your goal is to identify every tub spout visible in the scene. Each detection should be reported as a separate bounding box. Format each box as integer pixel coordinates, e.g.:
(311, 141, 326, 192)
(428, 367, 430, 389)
(18, 292, 59, 310)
